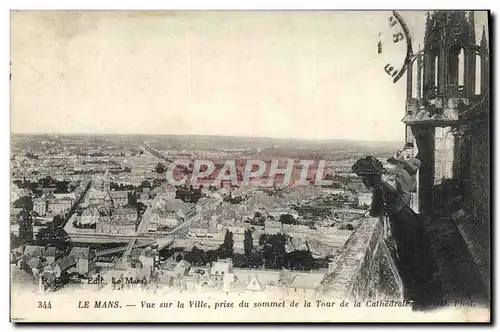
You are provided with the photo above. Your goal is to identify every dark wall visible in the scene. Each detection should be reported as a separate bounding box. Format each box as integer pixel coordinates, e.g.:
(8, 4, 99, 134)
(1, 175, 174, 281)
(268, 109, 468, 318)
(411, 116, 490, 290)
(470, 116, 490, 229)
(467, 114, 490, 288)
(414, 126, 436, 215)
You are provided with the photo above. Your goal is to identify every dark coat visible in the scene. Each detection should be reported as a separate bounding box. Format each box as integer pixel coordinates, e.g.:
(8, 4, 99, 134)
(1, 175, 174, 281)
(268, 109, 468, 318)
(370, 181, 435, 303)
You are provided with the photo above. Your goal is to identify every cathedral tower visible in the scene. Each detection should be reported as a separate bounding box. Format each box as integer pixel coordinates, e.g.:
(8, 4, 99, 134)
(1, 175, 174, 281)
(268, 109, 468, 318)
(403, 11, 490, 289)
(403, 10, 489, 215)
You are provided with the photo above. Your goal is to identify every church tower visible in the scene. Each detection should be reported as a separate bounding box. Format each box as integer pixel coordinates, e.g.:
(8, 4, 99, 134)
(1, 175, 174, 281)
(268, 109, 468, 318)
(403, 11, 489, 216)
(403, 11, 490, 289)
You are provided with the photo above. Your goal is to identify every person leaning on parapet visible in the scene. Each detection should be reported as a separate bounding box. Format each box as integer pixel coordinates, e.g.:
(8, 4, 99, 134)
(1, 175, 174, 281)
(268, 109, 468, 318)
(351, 156, 434, 306)
(386, 142, 421, 206)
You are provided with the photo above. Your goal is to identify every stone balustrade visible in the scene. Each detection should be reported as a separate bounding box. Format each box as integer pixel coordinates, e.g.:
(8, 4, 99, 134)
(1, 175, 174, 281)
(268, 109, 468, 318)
(316, 216, 404, 301)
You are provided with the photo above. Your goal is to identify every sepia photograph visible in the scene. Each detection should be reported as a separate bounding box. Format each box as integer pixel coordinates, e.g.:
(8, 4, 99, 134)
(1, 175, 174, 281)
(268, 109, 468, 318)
(8, 9, 491, 323)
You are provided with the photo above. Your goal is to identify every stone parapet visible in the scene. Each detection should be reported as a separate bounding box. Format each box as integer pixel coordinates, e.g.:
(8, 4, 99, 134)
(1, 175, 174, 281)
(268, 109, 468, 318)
(316, 216, 403, 301)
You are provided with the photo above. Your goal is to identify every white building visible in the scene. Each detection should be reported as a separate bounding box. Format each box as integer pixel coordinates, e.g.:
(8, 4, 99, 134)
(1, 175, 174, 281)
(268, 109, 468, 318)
(264, 221, 282, 234)
(79, 208, 100, 226)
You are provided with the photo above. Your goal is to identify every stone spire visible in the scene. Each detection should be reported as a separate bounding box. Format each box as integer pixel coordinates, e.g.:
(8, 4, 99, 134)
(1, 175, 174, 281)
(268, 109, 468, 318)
(468, 11, 476, 44)
(424, 11, 432, 45)
(480, 25, 488, 49)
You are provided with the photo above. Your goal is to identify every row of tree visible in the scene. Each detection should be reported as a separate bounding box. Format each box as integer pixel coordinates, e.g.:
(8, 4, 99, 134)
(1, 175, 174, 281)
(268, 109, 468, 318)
(176, 186, 203, 203)
(172, 230, 323, 271)
(13, 177, 78, 194)
(13, 181, 92, 251)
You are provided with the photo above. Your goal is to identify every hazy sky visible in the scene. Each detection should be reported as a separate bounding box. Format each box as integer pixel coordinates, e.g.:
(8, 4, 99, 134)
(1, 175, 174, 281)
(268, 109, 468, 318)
(10, 11, 489, 141)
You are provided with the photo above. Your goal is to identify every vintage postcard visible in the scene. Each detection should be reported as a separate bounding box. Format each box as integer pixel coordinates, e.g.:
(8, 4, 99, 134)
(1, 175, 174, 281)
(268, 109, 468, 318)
(9, 10, 491, 323)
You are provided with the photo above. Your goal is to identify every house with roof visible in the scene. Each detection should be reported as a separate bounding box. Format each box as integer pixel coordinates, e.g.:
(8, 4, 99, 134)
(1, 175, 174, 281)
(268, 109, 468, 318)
(232, 268, 281, 289)
(195, 270, 215, 289)
(209, 258, 233, 283)
(45, 256, 77, 278)
(156, 270, 175, 286)
(25, 257, 46, 275)
(96, 216, 137, 235)
(33, 199, 47, 216)
(47, 196, 74, 215)
(44, 247, 57, 264)
(22, 245, 50, 274)
(156, 186, 177, 201)
(149, 211, 181, 229)
(88, 188, 114, 209)
(79, 208, 100, 226)
(172, 260, 192, 278)
(264, 220, 282, 234)
(287, 272, 325, 293)
(96, 207, 138, 235)
(113, 207, 137, 221)
(158, 252, 192, 278)
(70, 247, 96, 276)
(181, 203, 197, 220)
(41, 188, 56, 194)
(23, 245, 46, 258)
(245, 275, 265, 292)
(196, 196, 223, 214)
(54, 193, 77, 201)
(227, 225, 246, 250)
(282, 224, 312, 238)
(130, 249, 156, 272)
(109, 190, 128, 207)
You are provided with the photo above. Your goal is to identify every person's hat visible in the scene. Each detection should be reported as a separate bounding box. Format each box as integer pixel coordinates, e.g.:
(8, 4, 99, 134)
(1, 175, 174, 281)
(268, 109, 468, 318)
(351, 156, 385, 175)
(404, 142, 414, 149)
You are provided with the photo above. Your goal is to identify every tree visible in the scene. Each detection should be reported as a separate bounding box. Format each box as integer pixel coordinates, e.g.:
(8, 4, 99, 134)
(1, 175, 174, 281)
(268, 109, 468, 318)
(285, 250, 314, 271)
(259, 234, 267, 246)
(54, 180, 70, 193)
(10, 233, 21, 249)
(338, 223, 354, 231)
(127, 192, 138, 207)
(52, 215, 65, 227)
(39, 176, 54, 188)
(262, 244, 273, 269)
(273, 233, 287, 269)
(154, 162, 166, 174)
(136, 202, 147, 211)
(36, 225, 70, 251)
(258, 233, 287, 269)
(136, 202, 147, 218)
(13, 196, 34, 210)
(244, 229, 253, 261)
(26, 152, 39, 160)
(140, 180, 151, 189)
(218, 231, 234, 259)
(152, 179, 165, 188)
(279, 213, 295, 225)
(18, 209, 33, 244)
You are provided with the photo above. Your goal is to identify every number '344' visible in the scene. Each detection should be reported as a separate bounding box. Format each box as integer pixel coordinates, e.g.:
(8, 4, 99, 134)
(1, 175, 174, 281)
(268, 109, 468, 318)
(38, 301, 52, 309)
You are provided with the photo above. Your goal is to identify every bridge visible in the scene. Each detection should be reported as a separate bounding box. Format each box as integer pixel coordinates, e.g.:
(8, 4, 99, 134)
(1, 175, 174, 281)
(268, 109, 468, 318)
(165, 217, 193, 235)
(95, 236, 175, 258)
(95, 239, 152, 257)
(120, 238, 137, 262)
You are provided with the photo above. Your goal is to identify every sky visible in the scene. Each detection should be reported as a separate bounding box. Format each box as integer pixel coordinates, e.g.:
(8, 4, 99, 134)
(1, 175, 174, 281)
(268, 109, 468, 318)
(10, 11, 489, 141)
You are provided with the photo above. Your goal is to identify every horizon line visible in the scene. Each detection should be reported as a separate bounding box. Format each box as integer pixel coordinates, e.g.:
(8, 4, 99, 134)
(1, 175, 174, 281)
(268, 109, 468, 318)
(10, 132, 402, 144)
